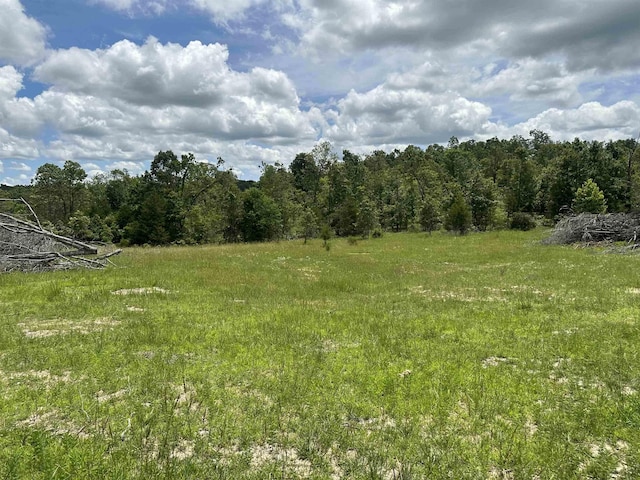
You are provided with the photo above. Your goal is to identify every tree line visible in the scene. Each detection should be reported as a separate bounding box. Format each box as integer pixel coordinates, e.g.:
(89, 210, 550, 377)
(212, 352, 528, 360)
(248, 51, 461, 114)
(1, 131, 639, 245)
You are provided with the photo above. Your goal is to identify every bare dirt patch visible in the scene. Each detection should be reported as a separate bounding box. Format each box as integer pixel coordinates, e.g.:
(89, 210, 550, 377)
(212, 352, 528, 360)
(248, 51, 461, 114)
(18, 317, 120, 338)
(409, 286, 507, 303)
(0, 369, 78, 389)
(170, 439, 196, 461)
(96, 388, 128, 404)
(320, 339, 360, 353)
(16, 408, 92, 439)
(227, 383, 274, 407)
(112, 287, 170, 295)
(211, 441, 313, 476)
(342, 414, 397, 435)
(249, 443, 313, 477)
(579, 440, 629, 478)
(481, 356, 515, 368)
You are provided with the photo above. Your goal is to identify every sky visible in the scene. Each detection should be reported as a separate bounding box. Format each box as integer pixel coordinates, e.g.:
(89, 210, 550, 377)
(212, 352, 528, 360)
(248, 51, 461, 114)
(1, 0, 639, 185)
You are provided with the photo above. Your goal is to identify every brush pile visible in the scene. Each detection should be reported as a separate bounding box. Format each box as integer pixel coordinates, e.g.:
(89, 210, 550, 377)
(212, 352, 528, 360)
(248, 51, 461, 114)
(1, 199, 120, 273)
(544, 213, 640, 246)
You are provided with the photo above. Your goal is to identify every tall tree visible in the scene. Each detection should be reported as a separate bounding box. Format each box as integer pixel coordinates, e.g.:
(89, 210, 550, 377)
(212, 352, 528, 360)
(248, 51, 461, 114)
(469, 172, 497, 231)
(290, 153, 320, 198)
(32, 161, 87, 223)
(259, 163, 298, 238)
(240, 188, 282, 242)
(445, 190, 472, 235)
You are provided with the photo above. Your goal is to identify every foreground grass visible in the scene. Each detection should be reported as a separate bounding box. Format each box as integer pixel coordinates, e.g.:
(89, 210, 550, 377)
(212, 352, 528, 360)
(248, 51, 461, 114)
(1, 229, 640, 479)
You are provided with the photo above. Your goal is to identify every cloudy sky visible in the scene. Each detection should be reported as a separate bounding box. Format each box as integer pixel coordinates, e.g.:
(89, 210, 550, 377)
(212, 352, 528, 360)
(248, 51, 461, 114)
(1, 0, 639, 185)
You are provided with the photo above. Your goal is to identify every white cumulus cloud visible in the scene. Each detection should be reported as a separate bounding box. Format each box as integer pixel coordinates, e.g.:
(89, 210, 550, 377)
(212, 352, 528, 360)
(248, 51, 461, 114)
(28, 37, 316, 144)
(508, 101, 640, 141)
(1, 36, 318, 182)
(324, 85, 494, 146)
(0, 0, 48, 66)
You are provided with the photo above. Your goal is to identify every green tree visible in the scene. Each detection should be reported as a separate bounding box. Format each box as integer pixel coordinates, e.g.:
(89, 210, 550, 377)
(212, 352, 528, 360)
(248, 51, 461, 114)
(290, 153, 320, 197)
(469, 173, 497, 231)
(419, 195, 442, 234)
(311, 141, 338, 175)
(32, 161, 87, 223)
(259, 163, 298, 238)
(499, 156, 538, 214)
(573, 178, 607, 214)
(333, 195, 359, 236)
(298, 206, 319, 243)
(445, 191, 472, 235)
(240, 188, 282, 242)
(355, 196, 377, 238)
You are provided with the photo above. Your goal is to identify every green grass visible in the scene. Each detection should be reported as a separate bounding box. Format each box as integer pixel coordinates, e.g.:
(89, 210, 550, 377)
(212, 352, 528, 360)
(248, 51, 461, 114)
(2, 229, 640, 478)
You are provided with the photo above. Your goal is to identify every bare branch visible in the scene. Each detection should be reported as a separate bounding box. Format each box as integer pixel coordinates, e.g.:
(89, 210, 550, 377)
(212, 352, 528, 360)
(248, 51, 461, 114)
(20, 197, 43, 230)
(1, 199, 116, 272)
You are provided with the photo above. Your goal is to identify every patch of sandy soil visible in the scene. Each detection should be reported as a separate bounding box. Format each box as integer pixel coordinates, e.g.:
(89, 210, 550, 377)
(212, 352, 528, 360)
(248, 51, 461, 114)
(18, 318, 120, 338)
(342, 414, 397, 434)
(320, 339, 360, 353)
(409, 286, 507, 302)
(410, 285, 556, 303)
(170, 382, 202, 415)
(170, 439, 195, 460)
(111, 287, 170, 295)
(579, 440, 629, 479)
(95, 388, 128, 404)
(0, 369, 77, 388)
(16, 408, 92, 439)
(249, 443, 313, 476)
(481, 356, 515, 368)
(226, 383, 274, 407)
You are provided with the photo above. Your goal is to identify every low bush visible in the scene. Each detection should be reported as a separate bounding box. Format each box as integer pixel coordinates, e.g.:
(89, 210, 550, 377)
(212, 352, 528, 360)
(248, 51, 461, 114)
(510, 212, 536, 231)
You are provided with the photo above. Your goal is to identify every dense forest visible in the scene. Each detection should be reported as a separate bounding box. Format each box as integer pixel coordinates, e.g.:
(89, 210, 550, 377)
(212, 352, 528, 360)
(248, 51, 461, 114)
(1, 131, 639, 245)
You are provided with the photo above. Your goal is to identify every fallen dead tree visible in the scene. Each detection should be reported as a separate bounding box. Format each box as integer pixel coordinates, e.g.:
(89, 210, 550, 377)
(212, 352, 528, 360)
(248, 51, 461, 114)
(1, 198, 121, 272)
(543, 213, 640, 246)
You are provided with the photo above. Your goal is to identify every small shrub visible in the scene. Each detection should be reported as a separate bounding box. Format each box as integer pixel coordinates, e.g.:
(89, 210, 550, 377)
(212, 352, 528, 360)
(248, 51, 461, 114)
(320, 224, 332, 250)
(510, 212, 536, 231)
(573, 178, 607, 214)
(490, 200, 509, 230)
(320, 224, 332, 242)
(347, 236, 358, 245)
(371, 227, 384, 238)
(541, 216, 555, 227)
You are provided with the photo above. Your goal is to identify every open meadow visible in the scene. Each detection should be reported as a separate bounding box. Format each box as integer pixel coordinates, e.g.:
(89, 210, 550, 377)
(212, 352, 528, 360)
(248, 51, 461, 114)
(1, 229, 640, 479)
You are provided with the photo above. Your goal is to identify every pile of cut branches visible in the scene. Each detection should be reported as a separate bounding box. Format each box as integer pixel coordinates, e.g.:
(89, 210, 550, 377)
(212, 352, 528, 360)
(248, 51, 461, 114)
(544, 213, 640, 246)
(1, 198, 120, 273)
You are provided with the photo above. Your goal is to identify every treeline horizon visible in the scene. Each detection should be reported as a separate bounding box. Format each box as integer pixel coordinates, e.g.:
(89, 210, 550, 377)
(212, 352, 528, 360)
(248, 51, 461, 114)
(1, 131, 639, 245)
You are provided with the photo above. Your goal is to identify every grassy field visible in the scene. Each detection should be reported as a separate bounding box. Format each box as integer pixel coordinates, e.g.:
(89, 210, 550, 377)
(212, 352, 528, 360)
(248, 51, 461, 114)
(1, 229, 640, 479)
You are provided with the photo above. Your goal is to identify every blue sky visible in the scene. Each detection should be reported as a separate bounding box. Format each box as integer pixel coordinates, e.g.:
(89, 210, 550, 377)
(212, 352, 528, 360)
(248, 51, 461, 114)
(1, 0, 639, 185)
